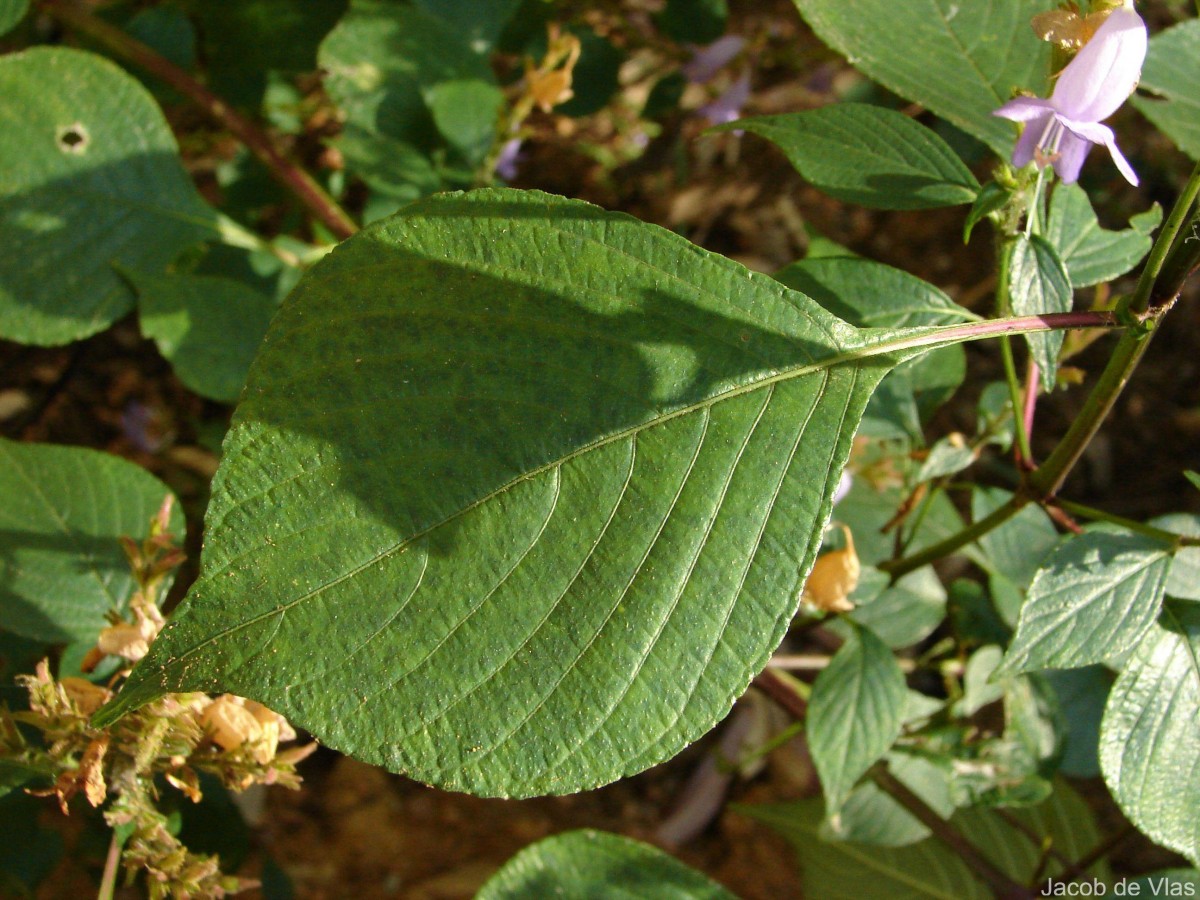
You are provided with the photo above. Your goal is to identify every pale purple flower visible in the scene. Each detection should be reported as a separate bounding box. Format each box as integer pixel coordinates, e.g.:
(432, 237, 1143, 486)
(682, 35, 746, 84)
(993, 0, 1146, 185)
(698, 72, 751, 127)
(494, 138, 523, 181)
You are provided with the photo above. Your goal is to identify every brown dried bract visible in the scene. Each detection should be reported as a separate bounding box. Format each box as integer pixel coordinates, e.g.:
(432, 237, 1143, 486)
(801, 525, 860, 613)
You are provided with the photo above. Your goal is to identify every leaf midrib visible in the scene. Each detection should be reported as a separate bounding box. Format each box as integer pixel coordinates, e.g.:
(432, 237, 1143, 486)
(160, 324, 931, 676)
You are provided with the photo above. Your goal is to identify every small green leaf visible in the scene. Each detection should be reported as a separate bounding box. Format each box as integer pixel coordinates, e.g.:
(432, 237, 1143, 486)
(319, 0, 493, 149)
(97, 188, 995, 797)
(1007, 234, 1072, 392)
(657, 0, 729, 45)
(971, 487, 1060, 591)
(848, 567, 947, 650)
(734, 105, 979, 210)
(916, 436, 976, 481)
(0, 0, 28, 37)
(1186, 470, 1200, 493)
(1000, 529, 1172, 674)
(1130, 20, 1200, 161)
(809, 624, 907, 814)
(477, 830, 736, 899)
(0, 439, 184, 643)
(334, 125, 441, 205)
(790, 0, 1056, 155)
(125, 270, 277, 403)
(1101, 602, 1200, 867)
(1044, 184, 1160, 288)
(0, 48, 219, 345)
(963, 182, 1010, 244)
(1150, 513, 1200, 601)
(425, 79, 505, 167)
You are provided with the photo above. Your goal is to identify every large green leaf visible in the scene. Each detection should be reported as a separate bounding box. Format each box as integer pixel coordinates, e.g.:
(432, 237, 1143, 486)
(0, 48, 218, 346)
(0, 0, 27, 36)
(126, 270, 277, 403)
(0, 439, 184, 643)
(476, 830, 736, 899)
(97, 189, 1037, 797)
(743, 780, 1104, 899)
(999, 530, 1172, 675)
(809, 624, 907, 815)
(1044, 184, 1160, 289)
(790, 0, 1056, 156)
(734, 105, 979, 210)
(1130, 20, 1200, 161)
(1100, 602, 1200, 867)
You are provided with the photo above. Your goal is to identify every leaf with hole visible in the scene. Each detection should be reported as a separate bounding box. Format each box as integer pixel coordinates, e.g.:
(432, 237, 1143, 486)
(0, 48, 219, 345)
(95, 189, 1062, 798)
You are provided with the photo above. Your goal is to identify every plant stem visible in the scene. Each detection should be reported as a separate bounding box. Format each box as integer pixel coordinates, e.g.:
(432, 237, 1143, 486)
(752, 668, 809, 720)
(1055, 499, 1200, 547)
(870, 764, 1032, 899)
(886, 164, 1200, 573)
(1014, 159, 1200, 500)
(41, 0, 359, 241)
(1026, 308, 1163, 501)
(98, 831, 121, 900)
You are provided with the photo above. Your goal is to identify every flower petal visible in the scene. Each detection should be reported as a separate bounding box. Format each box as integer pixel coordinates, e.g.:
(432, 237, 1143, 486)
(683, 35, 746, 84)
(1052, 1, 1147, 123)
(994, 96, 1056, 123)
(1050, 129, 1093, 183)
(1010, 110, 1054, 168)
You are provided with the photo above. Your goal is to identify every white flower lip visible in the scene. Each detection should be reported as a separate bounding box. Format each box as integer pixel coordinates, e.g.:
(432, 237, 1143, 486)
(994, 1, 1147, 185)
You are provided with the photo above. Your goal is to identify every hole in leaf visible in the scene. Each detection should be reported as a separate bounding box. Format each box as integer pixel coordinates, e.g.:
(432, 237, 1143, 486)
(56, 123, 90, 154)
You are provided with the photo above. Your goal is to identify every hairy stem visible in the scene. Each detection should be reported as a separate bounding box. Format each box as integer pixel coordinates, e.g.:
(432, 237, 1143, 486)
(41, 0, 359, 240)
